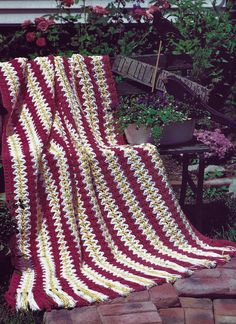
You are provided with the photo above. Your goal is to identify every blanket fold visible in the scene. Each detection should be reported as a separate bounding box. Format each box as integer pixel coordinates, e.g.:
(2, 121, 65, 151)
(0, 54, 235, 311)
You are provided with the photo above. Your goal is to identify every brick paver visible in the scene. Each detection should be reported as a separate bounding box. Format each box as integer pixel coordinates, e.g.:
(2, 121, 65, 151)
(70, 306, 102, 324)
(174, 267, 236, 298)
(180, 297, 212, 309)
(184, 308, 214, 324)
(126, 290, 150, 302)
(43, 257, 236, 324)
(44, 309, 73, 324)
(159, 308, 185, 324)
(213, 299, 236, 316)
(149, 283, 180, 309)
(101, 312, 162, 324)
(98, 301, 156, 316)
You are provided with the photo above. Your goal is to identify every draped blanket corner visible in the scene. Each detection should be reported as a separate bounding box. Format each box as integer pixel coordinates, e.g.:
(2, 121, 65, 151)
(0, 54, 235, 311)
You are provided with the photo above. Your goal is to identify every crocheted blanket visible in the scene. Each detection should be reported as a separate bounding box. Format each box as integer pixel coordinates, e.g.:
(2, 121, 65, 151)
(0, 55, 235, 311)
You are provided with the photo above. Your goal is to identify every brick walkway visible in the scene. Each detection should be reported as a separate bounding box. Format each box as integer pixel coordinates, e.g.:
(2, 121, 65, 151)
(44, 257, 236, 324)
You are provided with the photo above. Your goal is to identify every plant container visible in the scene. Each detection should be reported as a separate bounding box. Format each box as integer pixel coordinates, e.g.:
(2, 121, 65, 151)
(124, 124, 152, 145)
(160, 119, 195, 146)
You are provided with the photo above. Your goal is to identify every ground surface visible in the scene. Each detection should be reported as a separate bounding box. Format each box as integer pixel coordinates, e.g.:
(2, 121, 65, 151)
(44, 257, 236, 324)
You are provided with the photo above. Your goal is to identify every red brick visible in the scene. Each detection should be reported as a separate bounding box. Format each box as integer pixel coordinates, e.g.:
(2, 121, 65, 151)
(159, 308, 184, 324)
(174, 276, 236, 297)
(220, 257, 236, 269)
(191, 268, 221, 279)
(192, 268, 235, 279)
(184, 308, 214, 324)
(149, 283, 180, 309)
(70, 306, 102, 324)
(215, 315, 236, 323)
(110, 297, 126, 304)
(214, 299, 236, 316)
(180, 297, 212, 310)
(98, 301, 156, 316)
(101, 312, 162, 324)
(126, 290, 150, 302)
(44, 310, 73, 324)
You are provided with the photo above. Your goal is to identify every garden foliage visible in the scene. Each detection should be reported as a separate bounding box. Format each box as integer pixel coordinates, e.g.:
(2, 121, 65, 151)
(0, 0, 235, 111)
(116, 92, 189, 142)
(0, 0, 169, 60)
(167, 0, 236, 110)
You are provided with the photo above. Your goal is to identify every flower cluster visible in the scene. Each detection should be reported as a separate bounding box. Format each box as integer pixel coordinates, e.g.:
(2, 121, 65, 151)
(116, 92, 188, 143)
(132, 0, 170, 21)
(0, 0, 172, 61)
(90, 6, 109, 15)
(22, 17, 55, 47)
(194, 128, 233, 159)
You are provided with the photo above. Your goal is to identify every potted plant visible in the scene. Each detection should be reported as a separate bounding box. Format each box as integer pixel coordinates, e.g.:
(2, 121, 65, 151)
(116, 91, 196, 146)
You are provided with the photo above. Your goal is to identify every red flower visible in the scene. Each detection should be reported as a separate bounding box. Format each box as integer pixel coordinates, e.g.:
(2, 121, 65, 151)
(146, 5, 159, 15)
(133, 8, 146, 16)
(21, 20, 32, 29)
(153, 0, 170, 10)
(133, 8, 150, 21)
(37, 20, 50, 32)
(61, 0, 75, 7)
(36, 37, 46, 47)
(34, 17, 45, 25)
(25, 32, 36, 42)
(35, 17, 54, 32)
(162, 2, 170, 9)
(91, 6, 109, 15)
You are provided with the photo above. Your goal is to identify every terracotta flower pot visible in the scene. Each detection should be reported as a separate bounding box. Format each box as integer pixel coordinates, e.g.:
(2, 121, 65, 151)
(160, 119, 195, 146)
(124, 124, 152, 145)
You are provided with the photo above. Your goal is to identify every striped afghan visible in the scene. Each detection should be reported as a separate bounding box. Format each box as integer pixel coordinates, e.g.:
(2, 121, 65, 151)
(0, 55, 235, 311)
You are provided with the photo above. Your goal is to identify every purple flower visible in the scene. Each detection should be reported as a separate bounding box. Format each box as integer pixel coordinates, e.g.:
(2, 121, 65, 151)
(194, 129, 233, 159)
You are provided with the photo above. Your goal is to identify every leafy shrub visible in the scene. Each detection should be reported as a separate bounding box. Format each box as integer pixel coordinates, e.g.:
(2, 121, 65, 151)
(167, 0, 236, 110)
(0, 0, 170, 60)
(211, 196, 236, 242)
(0, 205, 17, 254)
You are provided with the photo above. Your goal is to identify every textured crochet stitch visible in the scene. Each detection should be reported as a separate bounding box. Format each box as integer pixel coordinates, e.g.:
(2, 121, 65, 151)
(0, 55, 235, 311)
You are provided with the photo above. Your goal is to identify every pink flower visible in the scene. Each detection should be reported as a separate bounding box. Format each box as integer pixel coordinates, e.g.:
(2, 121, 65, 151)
(35, 17, 54, 32)
(37, 20, 50, 32)
(36, 37, 46, 47)
(144, 10, 154, 20)
(162, 1, 170, 9)
(21, 20, 32, 29)
(25, 32, 36, 42)
(133, 8, 146, 16)
(91, 6, 109, 15)
(194, 129, 233, 159)
(146, 5, 159, 15)
(34, 17, 45, 25)
(61, 0, 75, 7)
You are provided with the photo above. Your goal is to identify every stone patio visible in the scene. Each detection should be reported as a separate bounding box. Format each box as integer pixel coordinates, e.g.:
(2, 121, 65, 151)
(44, 257, 236, 324)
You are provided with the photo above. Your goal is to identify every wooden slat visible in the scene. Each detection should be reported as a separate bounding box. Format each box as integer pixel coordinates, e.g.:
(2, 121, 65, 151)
(112, 55, 209, 101)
